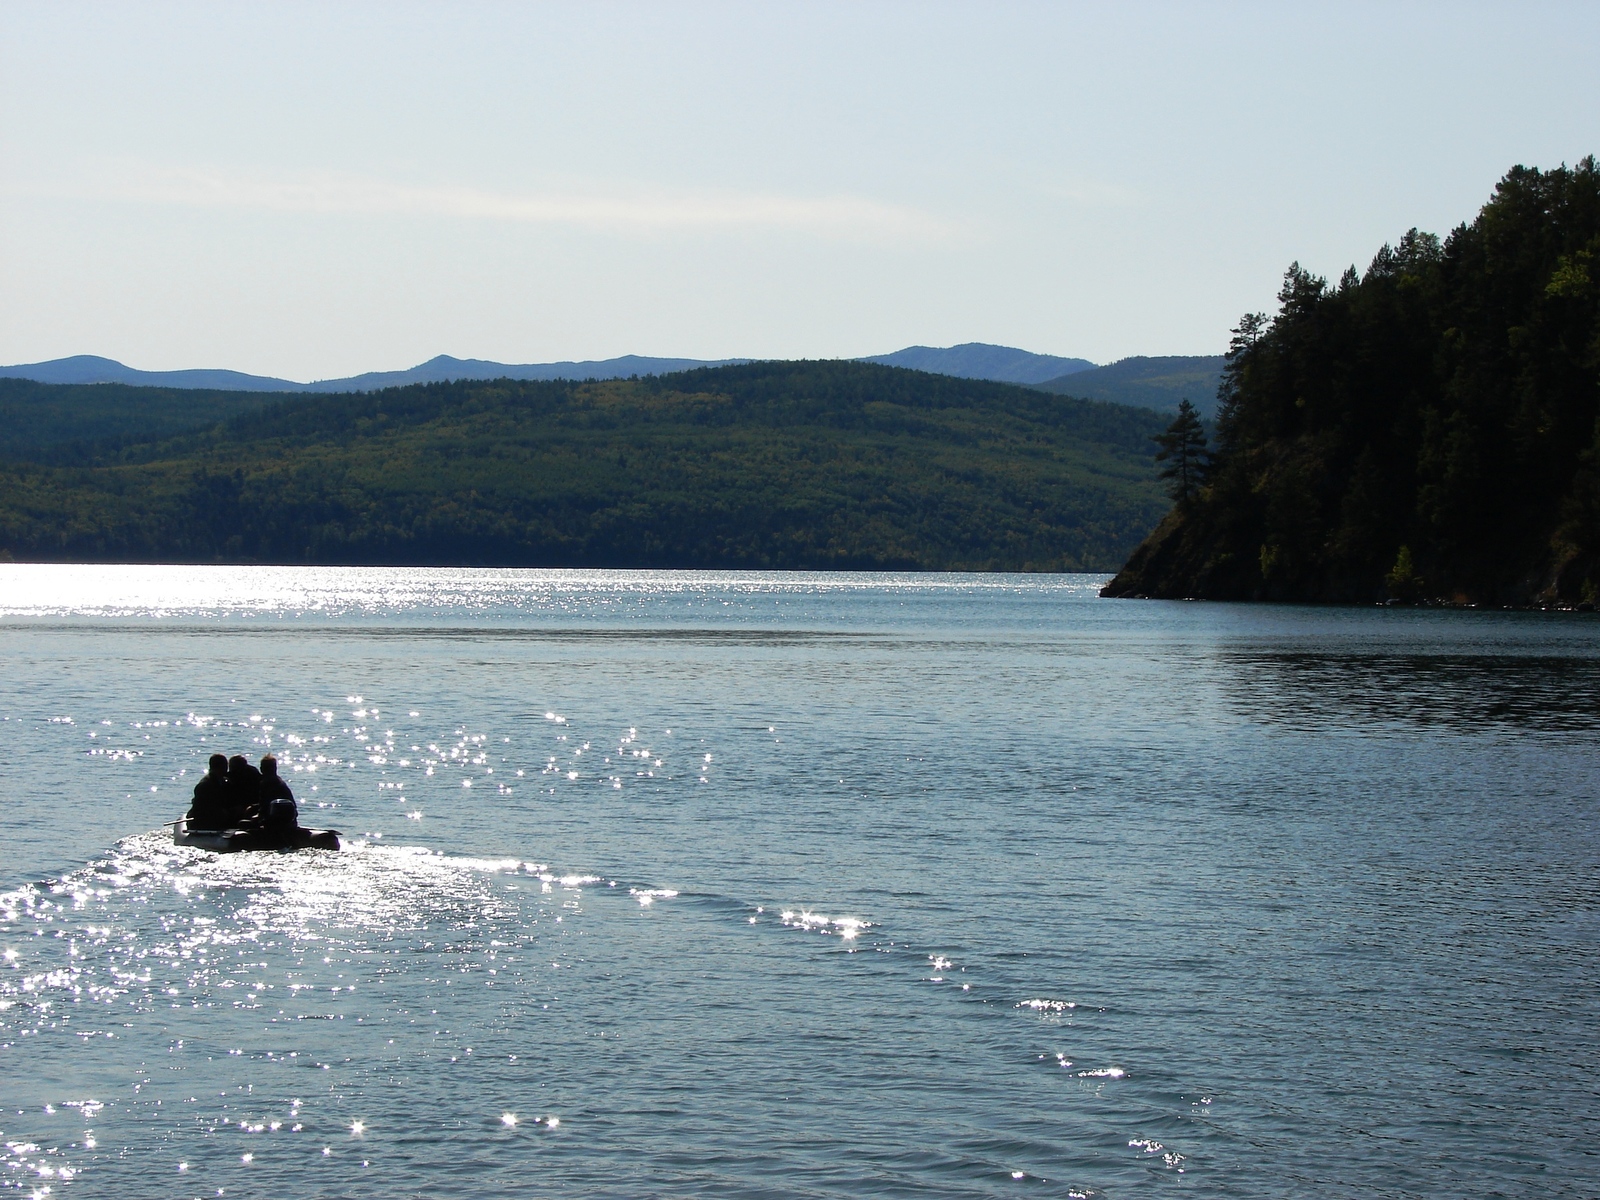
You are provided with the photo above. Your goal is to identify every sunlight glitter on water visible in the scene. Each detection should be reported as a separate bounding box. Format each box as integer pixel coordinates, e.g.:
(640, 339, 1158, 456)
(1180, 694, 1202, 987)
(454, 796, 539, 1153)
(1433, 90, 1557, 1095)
(0, 563, 1108, 621)
(778, 910, 871, 939)
(0, 825, 665, 1196)
(628, 888, 677, 907)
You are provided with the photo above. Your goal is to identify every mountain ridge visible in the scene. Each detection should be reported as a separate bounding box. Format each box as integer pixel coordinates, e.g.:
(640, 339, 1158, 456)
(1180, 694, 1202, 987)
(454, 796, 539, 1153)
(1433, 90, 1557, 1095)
(857, 342, 1095, 384)
(0, 345, 1227, 415)
(0, 352, 751, 393)
(0, 354, 312, 393)
(0, 342, 1102, 394)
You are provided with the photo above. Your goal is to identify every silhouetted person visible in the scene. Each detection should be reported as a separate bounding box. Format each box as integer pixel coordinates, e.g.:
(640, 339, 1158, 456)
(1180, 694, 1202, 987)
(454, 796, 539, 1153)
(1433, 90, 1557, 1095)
(225, 754, 263, 827)
(258, 755, 299, 835)
(187, 754, 230, 830)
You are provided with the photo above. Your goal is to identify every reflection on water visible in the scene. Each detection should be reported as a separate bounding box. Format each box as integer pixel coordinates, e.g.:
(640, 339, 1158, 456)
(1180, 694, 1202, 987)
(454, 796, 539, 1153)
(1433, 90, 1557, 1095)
(2, 567, 1599, 1197)
(1221, 649, 1600, 734)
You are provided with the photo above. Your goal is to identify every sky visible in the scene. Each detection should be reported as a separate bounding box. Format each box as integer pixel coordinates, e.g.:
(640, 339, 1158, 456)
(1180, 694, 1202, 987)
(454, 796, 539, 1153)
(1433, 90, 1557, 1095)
(2, 1, 1597, 382)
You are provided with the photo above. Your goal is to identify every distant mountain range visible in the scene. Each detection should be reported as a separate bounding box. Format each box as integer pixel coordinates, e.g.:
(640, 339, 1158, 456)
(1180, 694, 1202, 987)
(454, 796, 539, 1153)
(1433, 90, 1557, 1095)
(858, 343, 1095, 384)
(0, 344, 1225, 414)
(0, 353, 746, 394)
(0, 355, 311, 392)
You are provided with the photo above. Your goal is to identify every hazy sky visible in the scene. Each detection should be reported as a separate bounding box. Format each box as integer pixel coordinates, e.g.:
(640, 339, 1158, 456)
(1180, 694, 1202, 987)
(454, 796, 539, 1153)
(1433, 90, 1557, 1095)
(2, 1, 1597, 381)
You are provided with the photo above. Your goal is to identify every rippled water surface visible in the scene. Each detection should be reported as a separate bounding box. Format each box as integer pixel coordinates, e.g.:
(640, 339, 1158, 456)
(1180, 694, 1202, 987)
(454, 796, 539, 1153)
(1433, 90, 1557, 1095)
(2, 565, 1598, 1198)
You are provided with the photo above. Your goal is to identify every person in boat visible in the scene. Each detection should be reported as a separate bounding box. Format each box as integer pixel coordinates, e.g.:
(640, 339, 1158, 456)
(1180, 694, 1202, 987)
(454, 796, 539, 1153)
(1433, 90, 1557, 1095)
(187, 754, 230, 830)
(257, 754, 300, 835)
(225, 754, 263, 827)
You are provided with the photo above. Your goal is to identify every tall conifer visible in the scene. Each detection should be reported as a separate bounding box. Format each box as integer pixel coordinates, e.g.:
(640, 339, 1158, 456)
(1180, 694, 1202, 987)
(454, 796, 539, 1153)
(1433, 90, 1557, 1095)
(1153, 399, 1208, 502)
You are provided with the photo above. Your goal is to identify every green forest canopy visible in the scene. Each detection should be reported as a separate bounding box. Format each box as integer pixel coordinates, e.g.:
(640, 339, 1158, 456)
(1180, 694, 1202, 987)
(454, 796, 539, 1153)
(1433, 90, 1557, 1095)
(0, 361, 1171, 572)
(0, 376, 283, 461)
(1104, 158, 1600, 606)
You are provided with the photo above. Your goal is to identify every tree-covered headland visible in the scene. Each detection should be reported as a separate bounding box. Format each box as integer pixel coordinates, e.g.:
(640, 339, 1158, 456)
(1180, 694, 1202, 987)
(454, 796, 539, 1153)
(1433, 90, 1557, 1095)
(0, 361, 1170, 571)
(1104, 159, 1600, 605)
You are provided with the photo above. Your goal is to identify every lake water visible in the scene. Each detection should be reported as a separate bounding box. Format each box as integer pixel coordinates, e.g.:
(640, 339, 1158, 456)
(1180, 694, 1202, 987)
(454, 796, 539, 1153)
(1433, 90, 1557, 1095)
(1, 565, 1597, 1198)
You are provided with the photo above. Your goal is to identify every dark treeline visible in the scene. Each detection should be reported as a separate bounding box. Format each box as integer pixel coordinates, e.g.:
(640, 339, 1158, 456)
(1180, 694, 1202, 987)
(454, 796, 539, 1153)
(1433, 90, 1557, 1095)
(1105, 158, 1600, 605)
(0, 361, 1170, 572)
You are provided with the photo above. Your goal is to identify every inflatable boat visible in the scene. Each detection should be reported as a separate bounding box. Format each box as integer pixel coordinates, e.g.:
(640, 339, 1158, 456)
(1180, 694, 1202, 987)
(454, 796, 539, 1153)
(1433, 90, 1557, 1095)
(174, 819, 341, 853)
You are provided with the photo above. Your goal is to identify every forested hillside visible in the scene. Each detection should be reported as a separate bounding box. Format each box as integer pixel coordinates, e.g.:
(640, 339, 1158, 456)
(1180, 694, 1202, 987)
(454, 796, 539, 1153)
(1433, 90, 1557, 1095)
(0, 361, 1169, 571)
(0, 378, 277, 460)
(1104, 159, 1600, 605)
(1035, 356, 1225, 418)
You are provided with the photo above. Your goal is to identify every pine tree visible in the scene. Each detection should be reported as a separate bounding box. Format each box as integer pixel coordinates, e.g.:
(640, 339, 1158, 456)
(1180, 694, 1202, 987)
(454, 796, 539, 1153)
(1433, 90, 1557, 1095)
(1153, 399, 1208, 502)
